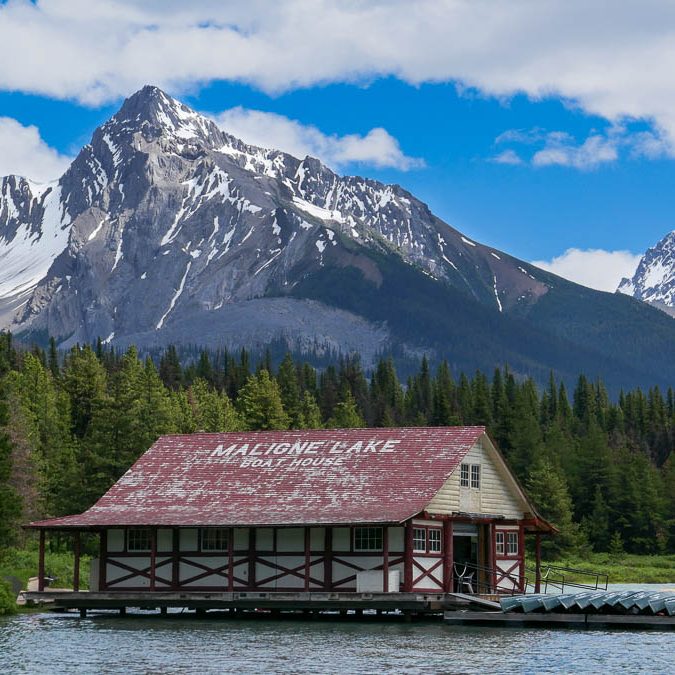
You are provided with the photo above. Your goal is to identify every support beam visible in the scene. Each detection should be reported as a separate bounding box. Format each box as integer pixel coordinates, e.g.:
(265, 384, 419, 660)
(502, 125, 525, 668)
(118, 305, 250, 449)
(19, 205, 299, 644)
(490, 523, 496, 594)
(172, 528, 180, 591)
(228, 527, 234, 592)
(324, 528, 333, 591)
(99, 530, 107, 591)
(38, 530, 46, 592)
(73, 531, 81, 592)
(518, 525, 526, 593)
(304, 527, 311, 592)
(150, 527, 157, 591)
(248, 528, 256, 590)
(443, 520, 453, 593)
(382, 526, 389, 592)
(403, 520, 413, 592)
(535, 533, 542, 593)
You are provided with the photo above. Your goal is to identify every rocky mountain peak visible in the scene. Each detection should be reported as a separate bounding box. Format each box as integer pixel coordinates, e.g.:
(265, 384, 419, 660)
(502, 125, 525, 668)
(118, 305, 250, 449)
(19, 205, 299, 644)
(618, 230, 675, 308)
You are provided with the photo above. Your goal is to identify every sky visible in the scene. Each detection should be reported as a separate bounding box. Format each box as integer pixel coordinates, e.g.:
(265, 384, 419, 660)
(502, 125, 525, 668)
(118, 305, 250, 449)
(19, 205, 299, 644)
(3, 2, 675, 292)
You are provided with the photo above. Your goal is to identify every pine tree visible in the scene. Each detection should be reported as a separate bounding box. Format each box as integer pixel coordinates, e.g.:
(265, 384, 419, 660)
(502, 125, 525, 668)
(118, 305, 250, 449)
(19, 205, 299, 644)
(0, 393, 21, 547)
(328, 392, 365, 428)
(237, 370, 289, 430)
(526, 458, 584, 559)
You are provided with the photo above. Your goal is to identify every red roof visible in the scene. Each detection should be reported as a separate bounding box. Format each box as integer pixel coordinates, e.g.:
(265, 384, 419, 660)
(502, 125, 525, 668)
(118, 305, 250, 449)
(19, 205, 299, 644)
(29, 427, 486, 529)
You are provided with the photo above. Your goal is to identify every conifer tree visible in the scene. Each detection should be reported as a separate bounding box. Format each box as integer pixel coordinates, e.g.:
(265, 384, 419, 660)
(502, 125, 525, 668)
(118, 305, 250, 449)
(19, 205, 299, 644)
(328, 392, 365, 428)
(237, 370, 289, 430)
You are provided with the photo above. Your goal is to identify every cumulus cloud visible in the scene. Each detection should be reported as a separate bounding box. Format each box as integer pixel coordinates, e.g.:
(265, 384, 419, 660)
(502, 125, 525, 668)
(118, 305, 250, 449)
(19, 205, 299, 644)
(4, 1, 675, 152)
(495, 124, 674, 170)
(212, 107, 423, 170)
(531, 248, 642, 292)
(491, 149, 524, 165)
(0, 117, 72, 182)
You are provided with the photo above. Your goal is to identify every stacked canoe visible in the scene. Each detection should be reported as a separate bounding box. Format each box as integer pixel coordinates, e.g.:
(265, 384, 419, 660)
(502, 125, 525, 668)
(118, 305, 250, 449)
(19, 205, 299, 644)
(500, 590, 675, 616)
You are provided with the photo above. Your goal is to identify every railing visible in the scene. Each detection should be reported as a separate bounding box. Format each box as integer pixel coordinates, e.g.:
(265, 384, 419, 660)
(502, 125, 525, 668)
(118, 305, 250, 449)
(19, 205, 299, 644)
(525, 564, 609, 594)
(453, 562, 527, 596)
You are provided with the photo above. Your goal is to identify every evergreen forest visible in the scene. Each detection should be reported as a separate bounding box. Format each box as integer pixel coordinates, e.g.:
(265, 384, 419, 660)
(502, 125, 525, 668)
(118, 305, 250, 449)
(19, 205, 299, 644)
(0, 332, 673, 561)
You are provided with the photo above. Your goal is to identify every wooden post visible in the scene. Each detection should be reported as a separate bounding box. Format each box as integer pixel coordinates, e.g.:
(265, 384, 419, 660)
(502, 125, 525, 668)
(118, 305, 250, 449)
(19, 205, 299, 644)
(228, 527, 234, 592)
(490, 523, 497, 593)
(99, 530, 107, 591)
(518, 525, 525, 593)
(304, 527, 311, 591)
(38, 530, 46, 592)
(403, 520, 413, 592)
(535, 533, 542, 593)
(324, 527, 333, 591)
(73, 531, 81, 592)
(382, 526, 389, 592)
(443, 520, 453, 593)
(172, 528, 180, 591)
(149, 527, 157, 591)
(248, 528, 256, 590)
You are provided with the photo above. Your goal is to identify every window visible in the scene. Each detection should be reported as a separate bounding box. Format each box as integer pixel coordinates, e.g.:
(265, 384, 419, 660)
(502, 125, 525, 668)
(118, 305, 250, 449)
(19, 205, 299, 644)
(507, 532, 519, 556)
(428, 528, 442, 553)
(127, 528, 151, 552)
(201, 528, 229, 552)
(460, 463, 470, 487)
(354, 527, 383, 551)
(413, 528, 427, 552)
(471, 464, 481, 489)
(495, 531, 505, 555)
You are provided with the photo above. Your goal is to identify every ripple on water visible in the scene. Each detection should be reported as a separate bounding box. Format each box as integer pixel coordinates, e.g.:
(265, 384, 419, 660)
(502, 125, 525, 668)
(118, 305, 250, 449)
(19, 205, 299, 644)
(1, 612, 674, 674)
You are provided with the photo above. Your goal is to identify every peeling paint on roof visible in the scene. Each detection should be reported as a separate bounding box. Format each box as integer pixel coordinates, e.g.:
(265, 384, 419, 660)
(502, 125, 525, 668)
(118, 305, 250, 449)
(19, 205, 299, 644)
(30, 427, 485, 529)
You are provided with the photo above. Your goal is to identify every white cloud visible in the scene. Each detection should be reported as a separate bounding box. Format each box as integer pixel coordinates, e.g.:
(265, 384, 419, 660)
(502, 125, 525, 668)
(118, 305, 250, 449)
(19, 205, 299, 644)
(491, 149, 523, 165)
(4, 1, 675, 153)
(532, 248, 642, 292)
(212, 107, 423, 170)
(0, 117, 72, 182)
(495, 124, 673, 170)
(532, 133, 618, 170)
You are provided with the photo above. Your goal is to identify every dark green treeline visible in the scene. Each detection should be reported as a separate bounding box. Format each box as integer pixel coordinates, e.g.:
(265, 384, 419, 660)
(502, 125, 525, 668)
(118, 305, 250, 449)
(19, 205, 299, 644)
(0, 333, 673, 558)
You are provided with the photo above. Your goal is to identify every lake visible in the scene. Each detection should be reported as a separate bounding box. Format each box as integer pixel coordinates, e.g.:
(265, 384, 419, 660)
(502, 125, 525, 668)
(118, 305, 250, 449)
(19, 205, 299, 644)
(2, 585, 674, 674)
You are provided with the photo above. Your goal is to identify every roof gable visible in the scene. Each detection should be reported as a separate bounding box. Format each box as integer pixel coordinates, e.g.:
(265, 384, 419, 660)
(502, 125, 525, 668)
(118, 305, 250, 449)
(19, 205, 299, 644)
(29, 427, 485, 529)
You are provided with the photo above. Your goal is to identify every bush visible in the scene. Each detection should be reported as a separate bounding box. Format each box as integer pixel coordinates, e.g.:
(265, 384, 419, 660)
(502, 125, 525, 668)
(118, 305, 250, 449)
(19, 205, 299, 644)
(0, 579, 17, 615)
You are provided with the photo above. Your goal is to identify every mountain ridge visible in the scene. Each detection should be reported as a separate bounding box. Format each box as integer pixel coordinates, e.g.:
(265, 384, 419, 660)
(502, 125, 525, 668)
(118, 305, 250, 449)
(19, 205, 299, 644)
(2, 85, 675, 392)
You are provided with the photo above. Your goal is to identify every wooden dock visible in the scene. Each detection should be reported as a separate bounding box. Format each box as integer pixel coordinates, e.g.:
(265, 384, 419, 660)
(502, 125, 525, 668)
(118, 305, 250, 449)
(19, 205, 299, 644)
(444, 610, 675, 630)
(23, 590, 500, 617)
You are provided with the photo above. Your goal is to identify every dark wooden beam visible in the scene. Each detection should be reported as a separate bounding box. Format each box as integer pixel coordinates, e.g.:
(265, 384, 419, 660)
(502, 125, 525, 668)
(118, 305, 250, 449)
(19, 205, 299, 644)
(73, 531, 81, 592)
(535, 533, 542, 593)
(324, 528, 333, 591)
(99, 530, 107, 591)
(304, 527, 311, 592)
(150, 528, 157, 591)
(172, 528, 180, 591)
(443, 520, 453, 593)
(38, 530, 46, 592)
(248, 528, 256, 590)
(382, 526, 389, 592)
(228, 528, 234, 592)
(403, 521, 413, 592)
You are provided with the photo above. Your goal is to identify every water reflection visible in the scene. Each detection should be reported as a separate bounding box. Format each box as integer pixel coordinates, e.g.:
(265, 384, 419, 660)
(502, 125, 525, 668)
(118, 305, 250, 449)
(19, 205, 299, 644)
(1, 610, 673, 674)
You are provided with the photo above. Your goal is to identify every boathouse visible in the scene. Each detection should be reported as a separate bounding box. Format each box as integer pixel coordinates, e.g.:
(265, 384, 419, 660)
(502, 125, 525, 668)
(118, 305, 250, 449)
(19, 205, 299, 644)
(27, 427, 553, 600)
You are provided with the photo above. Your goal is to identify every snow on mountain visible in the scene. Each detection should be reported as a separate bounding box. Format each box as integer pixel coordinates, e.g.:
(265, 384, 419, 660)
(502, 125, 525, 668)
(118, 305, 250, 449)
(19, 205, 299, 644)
(0, 85, 540, 349)
(5, 86, 675, 390)
(617, 231, 675, 310)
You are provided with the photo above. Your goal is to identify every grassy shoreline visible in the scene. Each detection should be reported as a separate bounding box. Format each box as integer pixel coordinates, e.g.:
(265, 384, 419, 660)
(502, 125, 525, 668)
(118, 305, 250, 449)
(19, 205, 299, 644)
(538, 553, 675, 585)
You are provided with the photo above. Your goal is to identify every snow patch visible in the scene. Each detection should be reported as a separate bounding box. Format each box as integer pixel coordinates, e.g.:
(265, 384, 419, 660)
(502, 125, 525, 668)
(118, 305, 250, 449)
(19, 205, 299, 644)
(156, 261, 191, 329)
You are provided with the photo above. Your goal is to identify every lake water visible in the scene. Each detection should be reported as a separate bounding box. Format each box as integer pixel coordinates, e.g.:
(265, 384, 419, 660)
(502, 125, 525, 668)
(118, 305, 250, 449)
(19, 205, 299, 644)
(2, 585, 674, 674)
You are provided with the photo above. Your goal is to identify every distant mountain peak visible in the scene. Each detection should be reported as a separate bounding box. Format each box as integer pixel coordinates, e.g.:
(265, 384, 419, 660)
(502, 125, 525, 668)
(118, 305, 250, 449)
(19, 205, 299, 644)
(618, 230, 675, 309)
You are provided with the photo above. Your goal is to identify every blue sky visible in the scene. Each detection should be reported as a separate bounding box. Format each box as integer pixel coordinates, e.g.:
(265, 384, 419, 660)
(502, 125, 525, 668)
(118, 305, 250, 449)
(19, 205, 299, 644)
(2, 1, 675, 290)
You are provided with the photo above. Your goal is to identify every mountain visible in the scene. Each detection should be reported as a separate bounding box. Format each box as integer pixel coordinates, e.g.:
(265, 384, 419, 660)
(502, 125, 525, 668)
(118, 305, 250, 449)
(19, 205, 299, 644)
(618, 231, 675, 317)
(2, 85, 675, 391)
